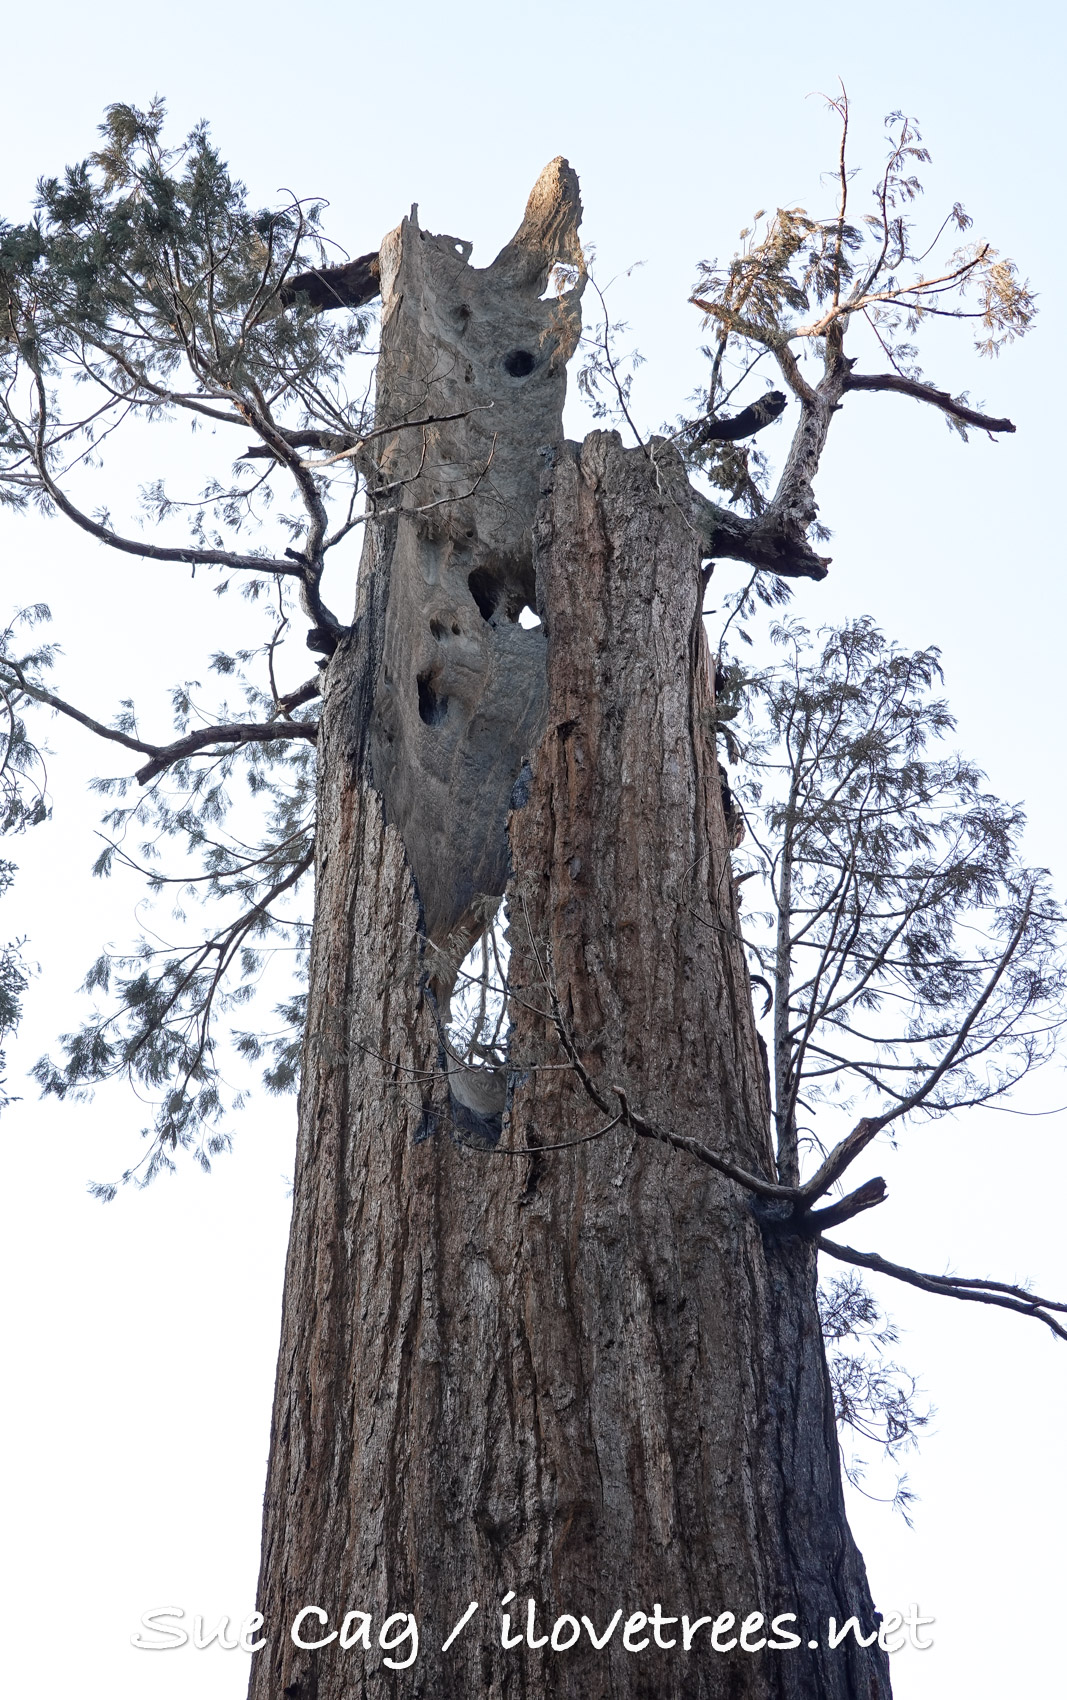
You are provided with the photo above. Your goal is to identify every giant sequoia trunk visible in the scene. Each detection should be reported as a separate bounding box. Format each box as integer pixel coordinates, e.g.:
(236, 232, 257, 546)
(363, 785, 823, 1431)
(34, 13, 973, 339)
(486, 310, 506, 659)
(249, 164, 890, 1700)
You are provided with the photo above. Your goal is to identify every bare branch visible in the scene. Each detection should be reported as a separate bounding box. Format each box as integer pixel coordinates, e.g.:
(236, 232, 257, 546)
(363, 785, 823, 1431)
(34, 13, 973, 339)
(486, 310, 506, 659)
(610, 1084, 804, 1201)
(299, 404, 496, 469)
(804, 1175, 888, 1233)
(238, 405, 495, 465)
(272, 675, 322, 719)
(689, 484, 830, 580)
(454, 1110, 626, 1157)
(843, 369, 1016, 434)
(520, 903, 798, 1203)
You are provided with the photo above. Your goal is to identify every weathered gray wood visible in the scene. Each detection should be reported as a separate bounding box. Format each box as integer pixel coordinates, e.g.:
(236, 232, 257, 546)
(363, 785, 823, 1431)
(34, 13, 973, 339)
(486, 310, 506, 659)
(248, 165, 889, 1700)
(366, 159, 584, 1002)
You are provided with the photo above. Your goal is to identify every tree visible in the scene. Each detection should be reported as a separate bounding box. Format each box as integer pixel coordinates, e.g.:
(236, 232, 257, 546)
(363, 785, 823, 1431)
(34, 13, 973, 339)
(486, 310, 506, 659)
(722, 619, 1065, 1313)
(717, 619, 1066, 1506)
(0, 606, 50, 1107)
(0, 97, 1058, 1699)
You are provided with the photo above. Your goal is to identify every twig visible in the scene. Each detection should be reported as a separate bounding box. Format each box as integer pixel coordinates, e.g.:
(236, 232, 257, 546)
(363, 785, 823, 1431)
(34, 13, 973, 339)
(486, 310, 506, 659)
(272, 675, 322, 719)
(799, 893, 1035, 1202)
(453, 1111, 625, 1157)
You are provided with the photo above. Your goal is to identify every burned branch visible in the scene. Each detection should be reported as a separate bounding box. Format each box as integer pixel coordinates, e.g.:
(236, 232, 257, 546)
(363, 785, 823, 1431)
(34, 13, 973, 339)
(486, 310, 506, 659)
(688, 388, 787, 443)
(280, 250, 381, 312)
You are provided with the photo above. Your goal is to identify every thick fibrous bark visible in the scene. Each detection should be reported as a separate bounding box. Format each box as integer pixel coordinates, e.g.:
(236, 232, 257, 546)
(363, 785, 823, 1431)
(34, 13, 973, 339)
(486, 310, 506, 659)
(250, 166, 888, 1700)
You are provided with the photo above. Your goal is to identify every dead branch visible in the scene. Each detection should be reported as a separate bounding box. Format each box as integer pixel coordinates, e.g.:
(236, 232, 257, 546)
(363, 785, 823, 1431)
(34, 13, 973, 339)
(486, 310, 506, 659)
(272, 675, 322, 718)
(801, 1117, 881, 1203)
(238, 405, 496, 464)
(518, 900, 798, 1203)
(803, 1176, 888, 1233)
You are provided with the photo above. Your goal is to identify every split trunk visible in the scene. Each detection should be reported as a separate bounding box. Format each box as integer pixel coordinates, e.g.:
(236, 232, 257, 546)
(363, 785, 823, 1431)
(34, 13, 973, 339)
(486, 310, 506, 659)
(249, 163, 889, 1700)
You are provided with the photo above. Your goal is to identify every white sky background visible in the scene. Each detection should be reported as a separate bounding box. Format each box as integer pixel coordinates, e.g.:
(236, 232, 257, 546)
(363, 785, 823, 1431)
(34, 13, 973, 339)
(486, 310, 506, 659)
(1, 2, 1064, 1694)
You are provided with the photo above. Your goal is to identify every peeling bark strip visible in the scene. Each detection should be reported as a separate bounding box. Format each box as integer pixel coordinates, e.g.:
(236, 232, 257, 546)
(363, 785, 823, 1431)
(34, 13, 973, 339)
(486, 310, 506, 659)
(250, 167, 889, 1700)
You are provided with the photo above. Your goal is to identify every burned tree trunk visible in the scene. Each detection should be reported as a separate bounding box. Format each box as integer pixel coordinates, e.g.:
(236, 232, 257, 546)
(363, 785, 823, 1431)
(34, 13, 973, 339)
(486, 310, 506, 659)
(249, 164, 889, 1700)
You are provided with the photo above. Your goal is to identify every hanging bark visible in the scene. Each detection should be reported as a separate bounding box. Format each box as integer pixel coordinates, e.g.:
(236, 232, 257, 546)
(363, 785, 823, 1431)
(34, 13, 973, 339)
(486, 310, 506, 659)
(249, 164, 889, 1700)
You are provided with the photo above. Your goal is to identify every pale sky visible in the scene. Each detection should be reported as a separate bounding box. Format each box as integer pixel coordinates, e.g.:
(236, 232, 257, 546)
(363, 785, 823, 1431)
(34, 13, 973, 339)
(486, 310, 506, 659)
(1, 3, 1064, 1695)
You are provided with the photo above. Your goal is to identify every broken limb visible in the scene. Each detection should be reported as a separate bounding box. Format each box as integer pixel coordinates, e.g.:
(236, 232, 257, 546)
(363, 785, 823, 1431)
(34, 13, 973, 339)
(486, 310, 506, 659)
(280, 250, 381, 311)
(688, 483, 830, 579)
(688, 389, 788, 444)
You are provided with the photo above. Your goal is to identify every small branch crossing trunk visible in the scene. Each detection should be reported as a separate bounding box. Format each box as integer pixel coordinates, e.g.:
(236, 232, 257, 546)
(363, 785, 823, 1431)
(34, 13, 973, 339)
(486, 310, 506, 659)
(249, 164, 889, 1700)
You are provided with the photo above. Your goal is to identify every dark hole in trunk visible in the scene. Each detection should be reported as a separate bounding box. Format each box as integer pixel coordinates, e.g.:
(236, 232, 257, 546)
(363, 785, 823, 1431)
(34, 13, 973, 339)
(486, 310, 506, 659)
(417, 672, 449, 725)
(503, 349, 536, 377)
(468, 567, 501, 621)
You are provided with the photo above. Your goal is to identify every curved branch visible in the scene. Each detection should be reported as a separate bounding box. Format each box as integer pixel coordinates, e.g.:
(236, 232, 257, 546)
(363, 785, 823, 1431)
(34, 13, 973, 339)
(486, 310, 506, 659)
(239, 428, 355, 459)
(611, 1085, 801, 1203)
(818, 1237, 1067, 1344)
(28, 444, 301, 581)
(803, 1175, 888, 1233)
(514, 892, 796, 1201)
(843, 370, 1016, 434)
(2, 669, 159, 760)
